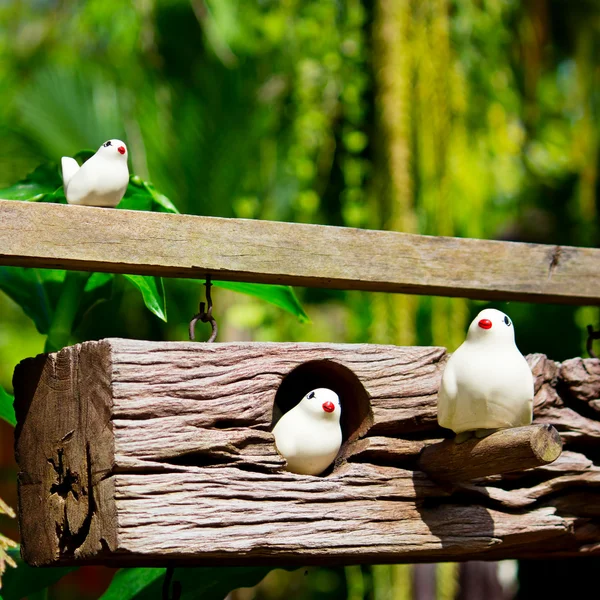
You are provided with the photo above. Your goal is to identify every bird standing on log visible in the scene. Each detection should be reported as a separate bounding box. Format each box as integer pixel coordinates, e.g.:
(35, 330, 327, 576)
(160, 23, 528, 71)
(61, 139, 129, 207)
(273, 388, 342, 475)
(437, 308, 534, 443)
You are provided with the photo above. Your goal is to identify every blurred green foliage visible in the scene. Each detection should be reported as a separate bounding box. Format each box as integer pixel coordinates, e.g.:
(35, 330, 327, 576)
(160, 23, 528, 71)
(0, 0, 598, 598)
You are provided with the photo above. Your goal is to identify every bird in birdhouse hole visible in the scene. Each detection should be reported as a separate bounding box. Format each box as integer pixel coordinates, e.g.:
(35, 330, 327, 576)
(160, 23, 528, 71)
(437, 308, 534, 443)
(273, 388, 342, 475)
(61, 139, 129, 207)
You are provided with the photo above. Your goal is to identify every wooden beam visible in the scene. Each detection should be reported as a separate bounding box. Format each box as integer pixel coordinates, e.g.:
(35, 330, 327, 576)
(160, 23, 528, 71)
(418, 425, 563, 482)
(1, 199, 599, 304)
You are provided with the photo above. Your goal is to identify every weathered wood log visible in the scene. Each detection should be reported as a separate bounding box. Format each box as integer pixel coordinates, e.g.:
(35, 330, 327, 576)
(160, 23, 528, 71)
(2, 199, 600, 304)
(12, 341, 600, 567)
(418, 425, 562, 482)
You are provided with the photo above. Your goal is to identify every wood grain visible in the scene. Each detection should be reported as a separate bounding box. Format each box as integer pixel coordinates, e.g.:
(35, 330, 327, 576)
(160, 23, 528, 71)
(12, 341, 600, 566)
(13, 342, 116, 565)
(1, 199, 600, 304)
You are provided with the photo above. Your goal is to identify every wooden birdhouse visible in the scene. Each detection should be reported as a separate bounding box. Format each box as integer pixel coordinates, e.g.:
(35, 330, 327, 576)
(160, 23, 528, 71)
(13, 339, 600, 567)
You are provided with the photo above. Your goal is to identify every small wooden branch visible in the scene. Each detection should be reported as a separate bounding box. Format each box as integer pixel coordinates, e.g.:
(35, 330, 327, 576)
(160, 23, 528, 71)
(1, 199, 600, 304)
(418, 425, 563, 482)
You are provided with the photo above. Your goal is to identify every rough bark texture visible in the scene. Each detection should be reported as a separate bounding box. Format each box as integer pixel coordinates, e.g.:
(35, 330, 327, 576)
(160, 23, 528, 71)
(1, 199, 600, 305)
(12, 340, 600, 566)
(419, 424, 563, 482)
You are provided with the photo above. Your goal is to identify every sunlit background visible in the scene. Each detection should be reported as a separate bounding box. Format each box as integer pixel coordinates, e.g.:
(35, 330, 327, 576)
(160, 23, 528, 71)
(0, 0, 598, 598)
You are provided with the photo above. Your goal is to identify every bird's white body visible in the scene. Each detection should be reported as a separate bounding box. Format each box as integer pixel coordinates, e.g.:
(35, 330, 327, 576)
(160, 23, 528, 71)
(273, 388, 342, 476)
(437, 308, 534, 434)
(62, 139, 129, 207)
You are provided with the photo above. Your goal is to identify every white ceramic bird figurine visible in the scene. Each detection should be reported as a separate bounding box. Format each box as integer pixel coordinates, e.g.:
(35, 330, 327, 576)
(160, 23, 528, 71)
(273, 388, 342, 475)
(61, 139, 129, 207)
(437, 308, 534, 443)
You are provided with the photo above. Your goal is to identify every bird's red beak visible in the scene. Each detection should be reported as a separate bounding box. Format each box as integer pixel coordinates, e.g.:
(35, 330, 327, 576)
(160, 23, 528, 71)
(478, 319, 492, 330)
(322, 401, 335, 413)
(118, 146, 126, 155)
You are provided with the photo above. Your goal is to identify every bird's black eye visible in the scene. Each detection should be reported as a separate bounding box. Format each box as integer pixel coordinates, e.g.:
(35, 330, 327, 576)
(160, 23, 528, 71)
(103, 140, 112, 147)
(504, 316, 511, 326)
(307, 391, 315, 399)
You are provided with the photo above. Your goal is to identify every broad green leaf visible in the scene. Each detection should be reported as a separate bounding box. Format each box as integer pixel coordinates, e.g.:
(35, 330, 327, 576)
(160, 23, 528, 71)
(123, 275, 167, 322)
(0, 267, 61, 334)
(73, 272, 114, 330)
(0, 267, 115, 338)
(118, 191, 153, 212)
(146, 184, 180, 214)
(212, 281, 310, 323)
(73, 150, 95, 164)
(1, 547, 75, 599)
(101, 566, 282, 600)
(0, 163, 61, 201)
(0, 388, 16, 428)
(44, 271, 92, 353)
(129, 176, 179, 214)
(84, 272, 114, 294)
(99, 568, 164, 600)
(175, 567, 278, 600)
(41, 187, 68, 204)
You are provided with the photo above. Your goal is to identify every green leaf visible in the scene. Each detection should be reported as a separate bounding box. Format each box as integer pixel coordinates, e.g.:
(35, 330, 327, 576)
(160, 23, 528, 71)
(212, 281, 310, 323)
(0, 163, 62, 201)
(118, 191, 153, 212)
(44, 271, 92, 353)
(146, 185, 180, 214)
(0, 388, 16, 428)
(123, 275, 167, 322)
(73, 272, 114, 329)
(101, 566, 283, 600)
(73, 150, 95, 164)
(0, 267, 115, 339)
(0, 267, 62, 334)
(99, 568, 165, 600)
(128, 176, 180, 213)
(1, 547, 75, 599)
(176, 567, 279, 600)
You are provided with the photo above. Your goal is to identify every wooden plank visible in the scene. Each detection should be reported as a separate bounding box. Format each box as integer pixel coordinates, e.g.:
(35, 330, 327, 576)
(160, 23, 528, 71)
(12, 341, 600, 566)
(1, 199, 599, 304)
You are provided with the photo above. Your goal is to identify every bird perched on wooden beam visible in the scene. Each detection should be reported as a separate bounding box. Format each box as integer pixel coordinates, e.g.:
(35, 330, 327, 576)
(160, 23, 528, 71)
(437, 308, 534, 443)
(61, 139, 129, 207)
(273, 388, 342, 475)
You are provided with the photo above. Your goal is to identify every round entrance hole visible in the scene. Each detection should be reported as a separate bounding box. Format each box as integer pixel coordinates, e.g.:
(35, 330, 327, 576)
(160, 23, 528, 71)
(272, 360, 374, 473)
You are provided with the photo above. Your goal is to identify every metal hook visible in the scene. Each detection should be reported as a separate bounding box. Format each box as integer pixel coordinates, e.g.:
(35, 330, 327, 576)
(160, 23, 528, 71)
(163, 567, 182, 600)
(587, 324, 600, 359)
(189, 275, 218, 342)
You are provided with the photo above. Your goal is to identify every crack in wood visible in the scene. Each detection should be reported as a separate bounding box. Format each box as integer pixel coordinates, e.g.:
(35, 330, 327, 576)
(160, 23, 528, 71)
(56, 443, 96, 557)
(161, 451, 242, 468)
(48, 449, 80, 501)
(548, 245, 562, 279)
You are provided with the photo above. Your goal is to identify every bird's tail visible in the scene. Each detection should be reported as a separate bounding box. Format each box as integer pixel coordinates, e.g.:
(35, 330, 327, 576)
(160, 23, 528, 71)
(61, 157, 79, 188)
